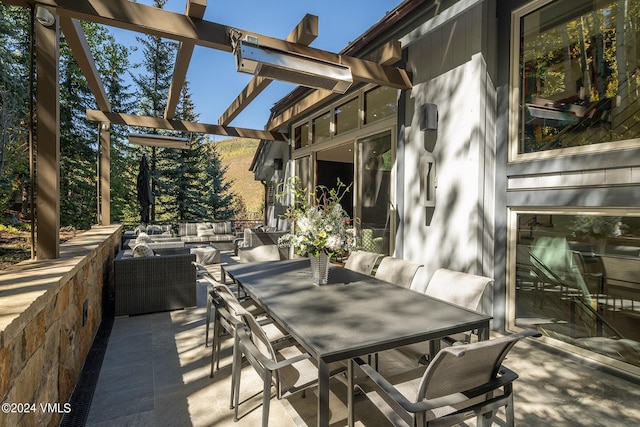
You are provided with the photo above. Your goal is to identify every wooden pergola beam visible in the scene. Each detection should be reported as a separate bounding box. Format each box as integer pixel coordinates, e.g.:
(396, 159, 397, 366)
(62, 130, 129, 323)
(267, 40, 404, 131)
(218, 13, 318, 126)
(86, 109, 288, 142)
(164, 0, 206, 120)
(59, 16, 111, 111)
(7, 0, 411, 90)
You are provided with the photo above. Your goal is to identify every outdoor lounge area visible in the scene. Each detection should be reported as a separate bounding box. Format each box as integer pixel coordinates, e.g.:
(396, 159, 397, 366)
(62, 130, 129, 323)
(81, 247, 640, 426)
(2, 227, 640, 426)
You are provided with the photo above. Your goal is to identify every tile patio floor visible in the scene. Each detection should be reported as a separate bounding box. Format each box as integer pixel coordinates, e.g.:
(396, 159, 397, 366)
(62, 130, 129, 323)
(83, 253, 640, 426)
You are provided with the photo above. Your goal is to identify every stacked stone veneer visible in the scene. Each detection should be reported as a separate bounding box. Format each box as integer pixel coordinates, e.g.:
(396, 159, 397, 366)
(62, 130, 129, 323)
(0, 225, 121, 426)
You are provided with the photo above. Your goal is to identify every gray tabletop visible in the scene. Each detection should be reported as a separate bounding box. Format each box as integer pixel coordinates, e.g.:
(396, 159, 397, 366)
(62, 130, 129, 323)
(224, 258, 492, 363)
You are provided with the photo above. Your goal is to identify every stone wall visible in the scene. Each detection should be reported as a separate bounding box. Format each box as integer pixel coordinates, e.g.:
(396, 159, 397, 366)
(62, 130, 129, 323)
(0, 225, 121, 426)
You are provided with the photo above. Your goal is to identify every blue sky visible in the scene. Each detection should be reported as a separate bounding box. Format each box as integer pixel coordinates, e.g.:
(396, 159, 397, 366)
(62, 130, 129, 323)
(108, 0, 401, 134)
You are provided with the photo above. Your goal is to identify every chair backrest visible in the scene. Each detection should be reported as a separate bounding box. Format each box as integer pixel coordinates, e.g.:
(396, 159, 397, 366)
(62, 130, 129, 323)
(425, 269, 494, 312)
(238, 244, 282, 263)
(210, 280, 247, 323)
(375, 257, 423, 288)
(344, 250, 383, 276)
(417, 330, 539, 401)
(241, 311, 276, 368)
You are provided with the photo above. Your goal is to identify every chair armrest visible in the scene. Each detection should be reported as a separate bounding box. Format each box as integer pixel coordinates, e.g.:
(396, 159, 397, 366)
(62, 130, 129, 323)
(354, 357, 517, 414)
(237, 327, 311, 371)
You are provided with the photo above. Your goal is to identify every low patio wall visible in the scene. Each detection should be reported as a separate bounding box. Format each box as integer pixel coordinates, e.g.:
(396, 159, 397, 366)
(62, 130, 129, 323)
(0, 225, 121, 426)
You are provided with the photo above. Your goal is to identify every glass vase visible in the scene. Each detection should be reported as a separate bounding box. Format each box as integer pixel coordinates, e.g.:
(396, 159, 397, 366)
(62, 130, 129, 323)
(309, 252, 330, 285)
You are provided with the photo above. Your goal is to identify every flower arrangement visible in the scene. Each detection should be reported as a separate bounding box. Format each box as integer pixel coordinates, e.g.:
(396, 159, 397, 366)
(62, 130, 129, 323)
(278, 177, 356, 258)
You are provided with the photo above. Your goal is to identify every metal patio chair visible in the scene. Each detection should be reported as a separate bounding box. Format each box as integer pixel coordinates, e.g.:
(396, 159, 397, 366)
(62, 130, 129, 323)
(233, 311, 347, 427)
(351, 330, 541, 427)
(375, 256, 423, 289)
(344, 250, 384, 276)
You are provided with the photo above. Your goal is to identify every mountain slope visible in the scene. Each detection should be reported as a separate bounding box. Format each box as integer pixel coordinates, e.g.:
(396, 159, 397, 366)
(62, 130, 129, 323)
(215, 137, 264, 215)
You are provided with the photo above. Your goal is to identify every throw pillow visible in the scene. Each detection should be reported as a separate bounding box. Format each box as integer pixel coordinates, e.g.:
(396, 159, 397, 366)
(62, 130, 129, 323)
(197, 228, 215, 237)
(136, 232, 153, 244)
(136, 232, 152, 242)
(212, 222, 227, 234)
(132, 243, 154, 257)
(147, 225, 163, 235)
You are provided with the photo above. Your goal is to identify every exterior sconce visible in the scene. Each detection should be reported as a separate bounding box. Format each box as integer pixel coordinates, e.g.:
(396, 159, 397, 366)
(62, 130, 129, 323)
(273, 158, 283, 171)
(35, 6, 56, 27)
(420, 103, 438, 131)
(420, 153, 436, 208)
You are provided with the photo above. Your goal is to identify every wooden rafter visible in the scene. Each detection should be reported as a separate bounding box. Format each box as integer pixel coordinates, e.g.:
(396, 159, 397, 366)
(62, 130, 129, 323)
(86, 110, 288, 142)
(164, 0, 206, 120)
(218, 13, 318, 126)
(8, 0, 411, 90)
(59, 16, 111, 111)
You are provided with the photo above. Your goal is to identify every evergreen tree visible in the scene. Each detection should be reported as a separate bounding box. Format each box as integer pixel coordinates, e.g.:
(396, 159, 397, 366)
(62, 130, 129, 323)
(130, 0, 176, 223)
(203, 142, 237, 221)
(59, 22, 99, 229)
(99, 37, 137, 224)
(0, 5, 30, 218)
(158, 83, 210, 221)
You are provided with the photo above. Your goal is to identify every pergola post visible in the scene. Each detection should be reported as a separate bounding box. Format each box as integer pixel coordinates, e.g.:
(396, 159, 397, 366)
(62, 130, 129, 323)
(35, 12, 60, 259)
(99, 125, 111, 225)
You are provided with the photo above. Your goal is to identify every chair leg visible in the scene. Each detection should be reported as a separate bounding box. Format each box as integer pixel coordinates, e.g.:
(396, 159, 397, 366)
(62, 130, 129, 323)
(229, 333, 241, 410)
(261, 372, 271, 427)
(505, 392, 515, 426)
(205, 294, 212, 347)
(210, 313, 221, 378)
(233, 348, 243, 420)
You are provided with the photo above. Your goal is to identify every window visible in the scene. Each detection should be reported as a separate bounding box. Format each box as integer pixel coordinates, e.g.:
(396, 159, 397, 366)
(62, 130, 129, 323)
(364, 86, 397, 124)
(312, 112, 331, 144)
(335, 97, 359, 135)
(513, 211, 640, 370)
(516, 0, 640, 155)
(294, 123, 310, 149)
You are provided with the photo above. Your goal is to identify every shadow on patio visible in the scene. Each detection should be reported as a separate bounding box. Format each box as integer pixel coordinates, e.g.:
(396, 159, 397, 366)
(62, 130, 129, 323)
(83, 254, 640, 427)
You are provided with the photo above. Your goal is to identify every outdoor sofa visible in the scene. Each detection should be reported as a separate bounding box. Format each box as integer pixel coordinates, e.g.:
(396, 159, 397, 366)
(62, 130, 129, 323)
(113, 247, 196, 316)
(179, 221, 237, 250)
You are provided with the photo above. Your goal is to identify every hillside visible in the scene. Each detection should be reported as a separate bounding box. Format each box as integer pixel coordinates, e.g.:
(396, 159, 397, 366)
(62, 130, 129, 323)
(214, 137, 264, 216)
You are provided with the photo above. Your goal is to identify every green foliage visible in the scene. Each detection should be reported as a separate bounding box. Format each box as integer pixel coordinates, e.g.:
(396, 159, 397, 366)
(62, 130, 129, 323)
(0, 5, 30, 216)
(0, 0, 238, 231)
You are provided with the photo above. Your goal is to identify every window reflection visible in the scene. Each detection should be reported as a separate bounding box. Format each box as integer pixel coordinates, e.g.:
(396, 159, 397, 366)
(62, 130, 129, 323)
(515, 213, 640, 367)
(518, 0, 640, 154)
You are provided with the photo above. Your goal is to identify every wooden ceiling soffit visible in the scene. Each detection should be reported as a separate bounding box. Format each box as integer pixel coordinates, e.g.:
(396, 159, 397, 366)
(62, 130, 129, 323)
(164, 0, 206, 120)
(17, 0, 410, 90)
(86, 110, 287, 142)
(218, 13, 318, 126)
(267, 40, 403, 131)
(59, 16, 111, 111)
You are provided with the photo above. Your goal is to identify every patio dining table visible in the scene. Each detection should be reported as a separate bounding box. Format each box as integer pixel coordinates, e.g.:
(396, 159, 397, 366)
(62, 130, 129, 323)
(223, 258, 492, 427)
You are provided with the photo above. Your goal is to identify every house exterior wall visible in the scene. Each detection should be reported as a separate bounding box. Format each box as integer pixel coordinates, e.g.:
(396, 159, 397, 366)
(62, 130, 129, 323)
(399, 0, 497, 294)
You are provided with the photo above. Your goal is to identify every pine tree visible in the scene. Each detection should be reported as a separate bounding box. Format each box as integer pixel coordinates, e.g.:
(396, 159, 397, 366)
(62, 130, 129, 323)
(130, 0, 176, 223)
(99, 37, 137, 223)
(0, 5, 30, 218)
(203, 142, 237, 221)
(160, 83, 210, 221)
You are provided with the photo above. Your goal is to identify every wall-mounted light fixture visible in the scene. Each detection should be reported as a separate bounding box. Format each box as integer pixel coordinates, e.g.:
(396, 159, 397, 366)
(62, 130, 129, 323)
(128, 134, 189, 149)
(100, 123, 110, 131)
(231, 32, 353, 94)
(420, 103, 438, 131)
(273, 158, 283, 171)
(420, 153, 436, 208)
(35, 6, 56, 27)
